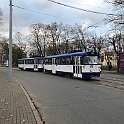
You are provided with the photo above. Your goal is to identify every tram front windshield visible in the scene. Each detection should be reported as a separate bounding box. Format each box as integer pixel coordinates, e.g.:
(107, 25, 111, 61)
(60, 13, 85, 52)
(81, 56, 98, 64)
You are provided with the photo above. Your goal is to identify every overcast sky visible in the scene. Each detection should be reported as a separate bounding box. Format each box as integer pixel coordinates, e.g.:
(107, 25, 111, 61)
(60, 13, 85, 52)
(0, 0, 114, 37)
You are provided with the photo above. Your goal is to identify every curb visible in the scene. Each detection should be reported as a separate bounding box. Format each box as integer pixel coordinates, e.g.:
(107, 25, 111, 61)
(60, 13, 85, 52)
(13, 77, 45, 124)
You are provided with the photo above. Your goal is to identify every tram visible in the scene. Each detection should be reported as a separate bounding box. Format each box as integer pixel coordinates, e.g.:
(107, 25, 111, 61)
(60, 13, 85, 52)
(44, 52, 101, 79)
(18, 52, 101, 80)
(18, 57, 44, 71)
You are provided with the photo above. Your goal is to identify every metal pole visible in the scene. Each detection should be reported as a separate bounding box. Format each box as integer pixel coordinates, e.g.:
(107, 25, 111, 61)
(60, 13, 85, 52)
(9, 0, 12, 79)
(44, 37, 45, 57)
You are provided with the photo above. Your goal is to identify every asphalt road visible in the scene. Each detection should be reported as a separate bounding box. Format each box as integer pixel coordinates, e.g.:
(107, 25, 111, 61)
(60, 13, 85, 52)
(13, 69, 124, 124)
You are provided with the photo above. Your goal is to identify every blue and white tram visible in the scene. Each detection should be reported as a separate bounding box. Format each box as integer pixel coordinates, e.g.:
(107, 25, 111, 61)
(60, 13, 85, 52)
(18, 57, 44, 71)
(44, 52, 101, 79)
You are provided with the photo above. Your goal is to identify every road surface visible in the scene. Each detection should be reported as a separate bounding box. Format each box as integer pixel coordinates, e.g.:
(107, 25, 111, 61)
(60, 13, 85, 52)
(13, 69, 124, 124)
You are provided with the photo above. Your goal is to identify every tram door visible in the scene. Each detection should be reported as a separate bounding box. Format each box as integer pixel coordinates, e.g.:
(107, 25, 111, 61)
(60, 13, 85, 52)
(73, 56, 82, 78)
(23, 60, 25, 70)
(34, 59, 38, 71)
(52, 58, 56, 74)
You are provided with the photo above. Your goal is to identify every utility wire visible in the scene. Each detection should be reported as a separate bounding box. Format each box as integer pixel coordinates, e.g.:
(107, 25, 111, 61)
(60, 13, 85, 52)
(12, 4, 80, 22)
(12, 4, 107, 34)
(47, 0, 119, 16)
(60, 0, 105, 9)
(83, 20, 105, 31)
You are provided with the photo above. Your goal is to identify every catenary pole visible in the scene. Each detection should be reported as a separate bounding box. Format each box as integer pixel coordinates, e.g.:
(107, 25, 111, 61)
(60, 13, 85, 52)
(9, 0, 12, 79)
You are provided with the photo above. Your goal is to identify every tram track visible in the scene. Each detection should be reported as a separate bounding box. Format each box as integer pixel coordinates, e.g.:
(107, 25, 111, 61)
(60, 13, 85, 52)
(95, 76, 124, 90)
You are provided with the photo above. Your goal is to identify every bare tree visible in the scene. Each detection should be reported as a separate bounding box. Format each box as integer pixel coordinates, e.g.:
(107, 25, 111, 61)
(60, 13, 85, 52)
(40, 24, 49, 57)
(46, 22, 63, 55)
(105, 0, 124, 31)
(108, 32, 124, 55)
(106, 0, 124, 6)
(90, 35, 105, 58)
(60, 24, 73, 53)
(73, 24, 88, 52)
(14, 32, 26, 52)
(27, 22, 108, 58)
(29, 23, 43, 56)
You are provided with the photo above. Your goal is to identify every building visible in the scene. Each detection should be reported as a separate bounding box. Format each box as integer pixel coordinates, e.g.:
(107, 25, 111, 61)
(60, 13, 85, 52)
(101, 51, 117, 67)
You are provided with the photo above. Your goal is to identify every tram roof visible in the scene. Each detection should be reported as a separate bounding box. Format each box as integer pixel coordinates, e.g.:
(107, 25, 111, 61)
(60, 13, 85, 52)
(46, 52, 97, 59)
(18, 57, 43, 60)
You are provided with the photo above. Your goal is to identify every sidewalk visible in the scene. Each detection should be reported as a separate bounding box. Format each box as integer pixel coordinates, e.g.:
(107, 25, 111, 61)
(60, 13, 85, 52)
(0, 69, 40, 124)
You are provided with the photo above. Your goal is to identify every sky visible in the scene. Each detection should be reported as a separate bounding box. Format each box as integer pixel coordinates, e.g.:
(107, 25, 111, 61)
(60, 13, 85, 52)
(0, 0, 114, 38)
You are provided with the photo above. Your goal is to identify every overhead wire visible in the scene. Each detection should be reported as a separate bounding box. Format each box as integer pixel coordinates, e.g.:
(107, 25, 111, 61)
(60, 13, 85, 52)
(47, 0, 119, 16)
(59, 0, 105, 9)
(12, 4, 80, 22)
(12, 4, 106, 32)
(82, 20, 105, 31)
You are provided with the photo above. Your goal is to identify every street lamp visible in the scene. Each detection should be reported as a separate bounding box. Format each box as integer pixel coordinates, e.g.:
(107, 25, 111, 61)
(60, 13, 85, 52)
(9, 0, 12, 79)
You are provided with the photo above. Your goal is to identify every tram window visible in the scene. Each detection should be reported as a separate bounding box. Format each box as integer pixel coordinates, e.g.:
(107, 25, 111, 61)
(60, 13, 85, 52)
(45, 59, 48, 64)
(81, 57, 89, 64)
(90, 56, 98, 64)
(40, 59, 44, 64)
(38, 59, 41, 64)
(48, 59, 51, 64)
(45, 58, 52, 64)
(81, 56, 98, 64)
(36, 59, 43, 64)
(18, 60, 24, 64)
(25, 59, 34, 64)
(54, 56, 73, 65)
(55, 58, 60, 64)
(35, 59, 38, 64)
(25, 60, 28, 64)
(60, 57, 66, 65)
(66, 57, 73, 65)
